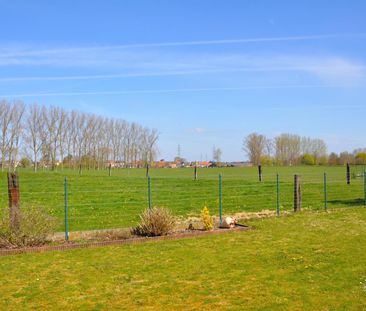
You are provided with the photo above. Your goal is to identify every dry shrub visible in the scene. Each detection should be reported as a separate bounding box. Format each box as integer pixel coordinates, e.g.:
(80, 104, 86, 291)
(0, 207, 56, 248)
(133, 207, 176, 237)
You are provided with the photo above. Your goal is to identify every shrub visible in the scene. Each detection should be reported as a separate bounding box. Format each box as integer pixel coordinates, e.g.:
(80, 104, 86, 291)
(133, 207, 176, 237)
(201, 206, 214, 231)
(301, 154, 315, 165)
(355, 152, 366, 165)
(19, 157, 31, 168)
(260, 155, 273, 166)
(0, 207, 56, 248)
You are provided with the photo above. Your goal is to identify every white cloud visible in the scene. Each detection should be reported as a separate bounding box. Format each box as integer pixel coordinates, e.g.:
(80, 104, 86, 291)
(0, 40, 365, 86)
(187, 128, 206, 135)
(194, 128, 206, 134)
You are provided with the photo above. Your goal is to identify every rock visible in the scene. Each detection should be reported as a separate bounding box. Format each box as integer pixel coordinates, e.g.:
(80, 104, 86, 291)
(220, 217, 236, 229)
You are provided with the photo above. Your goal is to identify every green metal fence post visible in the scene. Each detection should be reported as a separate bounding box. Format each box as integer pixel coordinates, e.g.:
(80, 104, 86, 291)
(276, 174, 280, 216)
(64, 177, 69, 241)
(324, 173, 327, 211)
(364, 171, 366, 206)
(219, 174, 223, 225)
(148, 176, 152, 209)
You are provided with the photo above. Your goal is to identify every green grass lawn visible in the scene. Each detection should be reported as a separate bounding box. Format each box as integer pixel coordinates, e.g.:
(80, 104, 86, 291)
(0, 208, 365, 310)
(0, 166, 365, 231)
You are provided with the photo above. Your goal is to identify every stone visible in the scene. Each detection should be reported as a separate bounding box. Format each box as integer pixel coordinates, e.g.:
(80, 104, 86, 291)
(220, 217, 236, 229)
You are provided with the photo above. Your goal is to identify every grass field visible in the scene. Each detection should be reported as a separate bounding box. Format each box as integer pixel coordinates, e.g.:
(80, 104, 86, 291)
(0, 166, 365, 231)
(0, 208, 365, 310)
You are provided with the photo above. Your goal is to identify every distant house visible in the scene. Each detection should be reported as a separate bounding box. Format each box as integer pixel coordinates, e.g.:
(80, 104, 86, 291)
(153, 159, 166, 168)
(198, 161, 212, 168)
(188, 161, 212, 168)
(106, 161, 125, 168)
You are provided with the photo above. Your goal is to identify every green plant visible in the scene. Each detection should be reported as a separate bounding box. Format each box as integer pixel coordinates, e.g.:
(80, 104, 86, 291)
(133, 207, 176, 237)
(201, 206, 214, 231)
(0, 207, 56, 248)
(301, 154, 315, 165)
(259, 155, 273, 166)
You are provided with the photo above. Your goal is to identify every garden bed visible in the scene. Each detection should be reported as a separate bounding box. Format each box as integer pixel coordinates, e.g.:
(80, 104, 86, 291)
(0, 225, 250, 256)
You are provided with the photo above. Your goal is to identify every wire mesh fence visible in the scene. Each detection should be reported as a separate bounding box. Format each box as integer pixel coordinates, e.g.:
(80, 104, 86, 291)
(0, 167, 365, 238)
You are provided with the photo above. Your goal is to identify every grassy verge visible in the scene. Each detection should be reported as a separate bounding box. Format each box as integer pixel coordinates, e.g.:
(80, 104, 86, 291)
(0, 207, 365, 310)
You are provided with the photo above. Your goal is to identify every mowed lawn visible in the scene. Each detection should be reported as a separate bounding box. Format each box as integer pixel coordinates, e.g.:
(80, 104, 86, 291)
(0, 208, 365, 310)
(0, 166, 365, 231)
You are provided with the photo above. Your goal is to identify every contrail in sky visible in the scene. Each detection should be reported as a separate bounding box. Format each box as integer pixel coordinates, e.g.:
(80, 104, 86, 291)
(0, 84, 355, 98)
(0, 32, 365, 58)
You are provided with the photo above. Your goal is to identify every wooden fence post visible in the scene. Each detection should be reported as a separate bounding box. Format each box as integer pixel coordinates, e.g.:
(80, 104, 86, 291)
(194, 165, 198, 180)
(346, 163, 351, 185)
(7, 172, 20, 231)
(258, 165, 262, 182)
(294, 174, 302, 212)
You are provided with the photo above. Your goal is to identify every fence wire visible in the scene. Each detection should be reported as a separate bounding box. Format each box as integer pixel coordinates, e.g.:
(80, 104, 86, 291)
(0, 168, 365, 233)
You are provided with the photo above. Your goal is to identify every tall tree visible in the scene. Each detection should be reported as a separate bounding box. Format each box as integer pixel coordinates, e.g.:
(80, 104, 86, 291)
(213, 145, 223, 165)
(275, 134, 301, 165)
(243, 133, 268, 165)
(25, 104, 44, 171)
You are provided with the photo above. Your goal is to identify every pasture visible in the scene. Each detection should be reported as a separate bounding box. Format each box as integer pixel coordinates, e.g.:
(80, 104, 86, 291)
(0, 166, 365, 232)
(0, 208, 365, 310)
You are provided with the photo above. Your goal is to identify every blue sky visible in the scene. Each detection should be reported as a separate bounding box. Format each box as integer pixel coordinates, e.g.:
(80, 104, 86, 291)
(1, 0, 366, 161)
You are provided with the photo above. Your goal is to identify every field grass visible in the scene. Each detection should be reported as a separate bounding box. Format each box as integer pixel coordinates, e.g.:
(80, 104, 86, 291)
(0, 166, 365, 231)
(0, 208, 365, 310)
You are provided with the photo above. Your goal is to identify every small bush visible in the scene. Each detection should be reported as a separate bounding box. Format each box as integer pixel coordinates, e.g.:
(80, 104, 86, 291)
(133, 207, 176, 237)
(301, 154, 315, 165)
(201, 206, 214, 231)
(0, 207, 56, 248)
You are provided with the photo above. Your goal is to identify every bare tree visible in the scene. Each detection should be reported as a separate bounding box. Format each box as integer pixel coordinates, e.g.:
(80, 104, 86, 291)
(25, 104, 44, 171)
(0, 101, 160, 170)
(0, 101, 12, 171)
(1, 101, 25, 171)
(243, 133, 268, 165)
(301, 137, 327, 164)
(213, 145, 223, 165)
(275, 134, 301, 165)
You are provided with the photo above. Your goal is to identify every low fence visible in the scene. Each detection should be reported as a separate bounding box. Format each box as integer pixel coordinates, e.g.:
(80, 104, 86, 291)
(1, 168, 366, 241)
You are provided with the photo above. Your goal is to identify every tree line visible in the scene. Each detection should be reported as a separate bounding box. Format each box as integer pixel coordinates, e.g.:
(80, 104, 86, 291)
(0, 100, 159, 171)
(243, 132, 366, 166)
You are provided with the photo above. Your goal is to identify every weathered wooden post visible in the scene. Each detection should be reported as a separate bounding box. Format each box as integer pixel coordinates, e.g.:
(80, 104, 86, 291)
(7, 172, 20, 231)
(294, 174, 302, 212)
(194, 165, 198, 180)
(146, 164, 150, 178)
(79, 163, 82, 176)
(108, 163, 112, 177)
(258, 164, 262, 182)
(346, 163, 351, 185)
